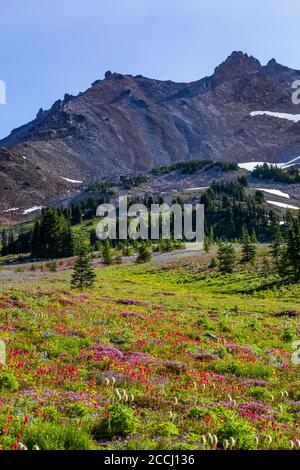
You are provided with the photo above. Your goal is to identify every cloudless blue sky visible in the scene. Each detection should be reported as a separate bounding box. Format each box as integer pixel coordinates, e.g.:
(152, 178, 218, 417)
(0, 0, 300, 138)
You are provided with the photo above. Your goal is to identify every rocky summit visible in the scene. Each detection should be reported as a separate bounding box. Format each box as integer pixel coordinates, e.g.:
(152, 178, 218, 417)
(1, 51, 300, 213)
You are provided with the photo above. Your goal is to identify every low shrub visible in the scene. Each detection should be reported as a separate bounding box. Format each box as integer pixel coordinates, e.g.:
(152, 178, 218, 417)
(246, 387, 272, 401)
(92, 405, 139, 439)
(217, 418, 256, 450)
(188, 407, 211, 420)
(23, 421, 95, 450)
(0, 371, 19, 392)
(156, 422, 179, 438)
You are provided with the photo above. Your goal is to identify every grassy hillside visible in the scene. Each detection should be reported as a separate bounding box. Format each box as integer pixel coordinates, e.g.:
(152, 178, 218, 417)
(0, 251, 299, 450)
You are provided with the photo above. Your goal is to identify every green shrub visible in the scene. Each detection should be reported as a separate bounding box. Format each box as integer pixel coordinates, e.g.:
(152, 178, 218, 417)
(66, 402, 91, 418)
(217, 419, 256, 450)
(23, 421, 95, 450)
(174, 443, 197, 450)
(156, 422, 179, 438)
(211, 359, 272, 378)
(40, 405, 61, 422)
(45, 336, 91, 358)
(92, 405, 139, 439)
(0, 371, 19, 392)
(246, 387, 273, 401)
(282, 329, 295, 342)
(188, 407, 211, 420)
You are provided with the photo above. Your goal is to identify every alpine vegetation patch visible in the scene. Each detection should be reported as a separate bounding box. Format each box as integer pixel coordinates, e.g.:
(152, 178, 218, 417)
(96, 196, 204, 243)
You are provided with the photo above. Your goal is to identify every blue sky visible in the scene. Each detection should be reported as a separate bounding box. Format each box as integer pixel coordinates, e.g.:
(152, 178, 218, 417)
(0, 0, 299, 138)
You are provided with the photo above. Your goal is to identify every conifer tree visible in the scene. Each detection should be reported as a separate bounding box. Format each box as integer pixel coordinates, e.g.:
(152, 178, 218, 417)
(217, 242, 236, 273)
(1, 229, 8, 256)
(136, 244, 152, 264)
(71, 247, 96, 290)
(270, 218, 283, 272)
(204, 236, 211, 253)
(242, 231, 256, 263)
(102, 239, 113, 265)
(209, 226, 215, 245)
(284, 218, 300, 281)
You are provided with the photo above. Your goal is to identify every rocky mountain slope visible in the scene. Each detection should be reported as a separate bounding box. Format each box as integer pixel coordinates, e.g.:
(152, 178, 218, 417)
(1, 51, 300, 215)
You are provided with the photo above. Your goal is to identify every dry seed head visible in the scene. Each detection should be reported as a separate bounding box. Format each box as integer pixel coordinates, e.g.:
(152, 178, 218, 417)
(223, 439, 229, 450)
(17, 443, 27, 451)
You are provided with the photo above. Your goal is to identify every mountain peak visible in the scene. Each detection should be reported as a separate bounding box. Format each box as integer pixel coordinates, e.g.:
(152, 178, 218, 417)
(214, 51, 261, 81)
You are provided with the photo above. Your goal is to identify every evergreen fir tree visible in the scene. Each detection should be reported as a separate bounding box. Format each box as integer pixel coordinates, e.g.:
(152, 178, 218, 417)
(31, 209, 74, 258)
(102, 239, 113, 265)
(209, 226, 215, 245)
(284, 218, 300, 281)
(217, 242, 236, 273)
(136, 244, 152, 263)
(1, 229, 8, 256)
(270, 218, 283, 272)
(242, 231, 256, 263)
(250, 229, 257, 244)
(71, 248, 96, 290)
(204, 236, 211, 253)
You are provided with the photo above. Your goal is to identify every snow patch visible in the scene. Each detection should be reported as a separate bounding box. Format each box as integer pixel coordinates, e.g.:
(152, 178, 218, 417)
(2, 207, 19, 213)
(281, 156, 300, 168)
(23, 206, 43, 215)
(250, 111, 300, 122)
(61, 177, 83, 184)
(185, 187, 209, 192)
(238, 162, 268, 171)
(239, 156, 300, 172)
(267, 200, 299, 210)
(255, 188, 290, 199)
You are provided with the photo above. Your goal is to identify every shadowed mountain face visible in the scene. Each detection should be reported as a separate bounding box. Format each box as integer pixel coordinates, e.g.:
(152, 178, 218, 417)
(1, 51, 300, 214)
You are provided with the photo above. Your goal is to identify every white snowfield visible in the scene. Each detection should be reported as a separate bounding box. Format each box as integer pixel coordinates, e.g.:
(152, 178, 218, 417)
(238, 156, 300, 172)
(61, 177, 83, 184)
(185, 187, 209, 192)
(255, 188, 290, 199)
(238, 162, 267, 171)
(281, 156, 300, 168)
(267, 200, 299, 210)
(250, 111, 300, 122)
(2, 207, 19, 213)
(23, 206, 43, 215)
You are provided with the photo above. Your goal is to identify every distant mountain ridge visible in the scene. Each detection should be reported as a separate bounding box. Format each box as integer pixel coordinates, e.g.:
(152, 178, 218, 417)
(1, 51, 300, 215)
